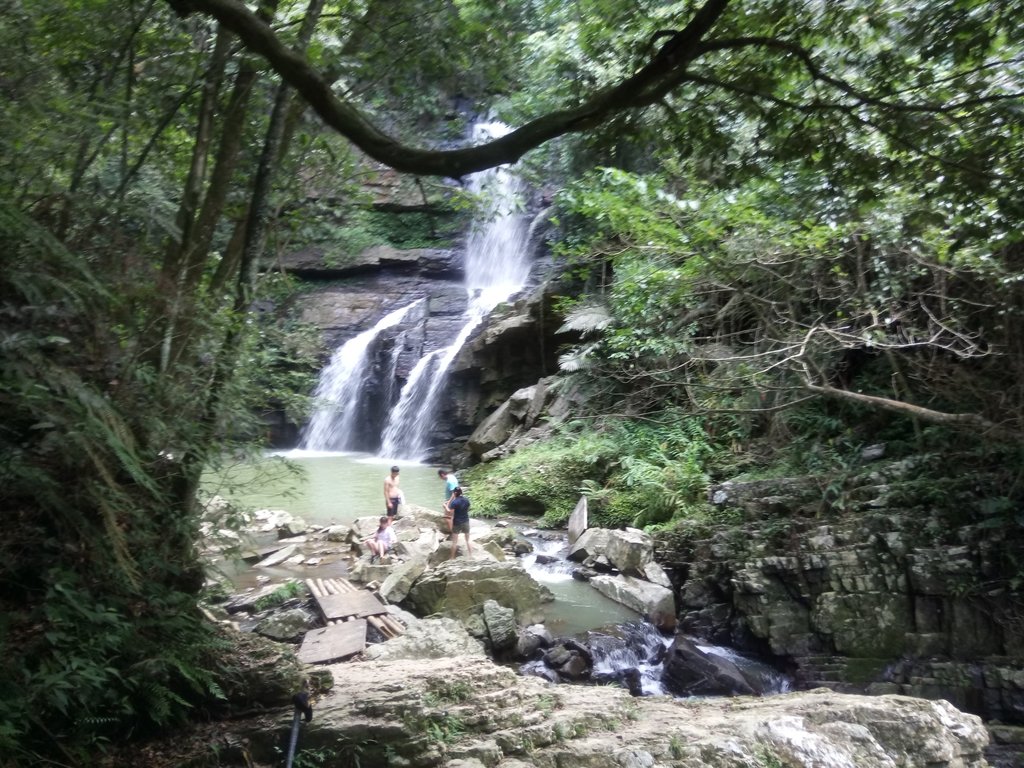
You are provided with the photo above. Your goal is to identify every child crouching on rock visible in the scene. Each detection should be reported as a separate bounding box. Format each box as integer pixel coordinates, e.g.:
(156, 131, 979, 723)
(366, 516, 396, 563)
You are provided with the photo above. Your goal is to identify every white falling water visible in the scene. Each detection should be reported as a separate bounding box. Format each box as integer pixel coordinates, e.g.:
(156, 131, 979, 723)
(379, 122, 532, 459)
(301, 300, 422, 451)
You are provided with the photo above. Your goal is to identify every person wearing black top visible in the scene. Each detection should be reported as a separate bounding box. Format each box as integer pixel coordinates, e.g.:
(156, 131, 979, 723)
(443, 486, 472, 559)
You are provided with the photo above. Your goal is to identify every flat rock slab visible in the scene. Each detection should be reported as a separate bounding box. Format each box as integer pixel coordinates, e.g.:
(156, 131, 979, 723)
(314, 590, 388, 621)
(253, 544, 298, 568)
(297, 620, 367, 664)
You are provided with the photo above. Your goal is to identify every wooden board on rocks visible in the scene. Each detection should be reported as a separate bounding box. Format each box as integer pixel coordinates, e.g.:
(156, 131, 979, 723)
(297, 620, 367, 663)
(313, 589, 388, 621)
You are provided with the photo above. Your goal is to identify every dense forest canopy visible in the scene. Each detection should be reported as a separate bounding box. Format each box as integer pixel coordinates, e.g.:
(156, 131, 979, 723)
(1, 0, 1022, 762)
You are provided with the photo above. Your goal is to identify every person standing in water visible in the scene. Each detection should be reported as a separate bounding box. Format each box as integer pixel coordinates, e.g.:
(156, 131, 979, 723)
(384, 465, 402, 519)
(438, 469, 458, 502)
(444, 487, 471, 559)
(438, 469, 458, 531)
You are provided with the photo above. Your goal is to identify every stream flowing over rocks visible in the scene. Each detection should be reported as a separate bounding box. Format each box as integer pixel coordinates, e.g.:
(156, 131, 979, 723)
(197, 492, 1014, 767)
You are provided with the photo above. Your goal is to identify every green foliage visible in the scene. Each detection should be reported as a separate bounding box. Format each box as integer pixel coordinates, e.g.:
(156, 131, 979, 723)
(235, 274, 325, 430)
(461, 429, 619, 526)
(280, 202, 463, 262)
(405, 709, 465, 746)
(423, 679, 473, 706)
(3, 0, 1024, 763)
(252, 580, 305, 612)
(535, 694, 557, 715)
(582, 415, 719, 529)
(465, 413, 728, 529)
(0, 570, 224, 762)
(668, 733, 685, 759)
(550, 161, 1024, 445)
(755, 745, 787, 768)
(0, 148, 310, 761)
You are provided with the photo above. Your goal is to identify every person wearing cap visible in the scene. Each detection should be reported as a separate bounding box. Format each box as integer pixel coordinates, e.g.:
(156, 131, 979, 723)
(384, 465, 402, 518)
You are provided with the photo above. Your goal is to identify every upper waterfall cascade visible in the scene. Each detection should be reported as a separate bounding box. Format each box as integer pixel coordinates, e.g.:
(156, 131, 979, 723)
(380, 121, 533, 459)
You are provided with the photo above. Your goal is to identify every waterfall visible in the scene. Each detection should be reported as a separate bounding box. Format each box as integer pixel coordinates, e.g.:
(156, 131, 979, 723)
(379, 121, 532, 460)
(300, 300, 422, 451)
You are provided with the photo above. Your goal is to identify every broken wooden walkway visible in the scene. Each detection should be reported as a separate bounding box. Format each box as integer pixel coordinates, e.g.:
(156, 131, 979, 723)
(297, 578, 405, 664)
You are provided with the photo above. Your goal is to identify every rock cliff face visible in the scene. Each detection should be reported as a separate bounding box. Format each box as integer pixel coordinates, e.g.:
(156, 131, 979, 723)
(236, 654, 989, 768)
(653, 461, 1024, 725)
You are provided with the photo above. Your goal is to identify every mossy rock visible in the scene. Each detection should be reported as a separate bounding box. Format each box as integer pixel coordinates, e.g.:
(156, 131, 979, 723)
(208, 629, 305, 713)
(841, 657, 890, 685)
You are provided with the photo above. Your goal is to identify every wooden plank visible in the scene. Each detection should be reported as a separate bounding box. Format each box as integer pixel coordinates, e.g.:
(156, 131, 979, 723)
(313, 589, 388, 621)
(297, 620, 366, 664)
(305, 579, 324, 599)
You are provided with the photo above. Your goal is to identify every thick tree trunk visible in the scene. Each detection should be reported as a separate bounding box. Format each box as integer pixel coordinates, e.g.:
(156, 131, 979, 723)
(157, 25, 233, 372)
(235, 0, 327, 309)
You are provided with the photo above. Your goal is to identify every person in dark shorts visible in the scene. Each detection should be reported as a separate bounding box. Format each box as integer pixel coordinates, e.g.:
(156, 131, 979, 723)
(443, 486, 472, 559)
(384, 465, 402, 518)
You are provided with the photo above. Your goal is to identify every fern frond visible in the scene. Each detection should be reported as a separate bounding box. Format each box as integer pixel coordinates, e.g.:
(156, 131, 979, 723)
(84, 444, 142, 589)
(556, 303, 614, 336)
(558, 340, 602, 373)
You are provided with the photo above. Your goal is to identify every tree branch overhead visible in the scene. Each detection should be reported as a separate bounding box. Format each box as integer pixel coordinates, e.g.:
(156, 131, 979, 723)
(166, 0, 732, 177)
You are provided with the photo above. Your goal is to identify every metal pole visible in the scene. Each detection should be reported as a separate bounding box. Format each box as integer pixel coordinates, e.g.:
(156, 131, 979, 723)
(285, 709, 301, 768)
(285, 689, 313, 768)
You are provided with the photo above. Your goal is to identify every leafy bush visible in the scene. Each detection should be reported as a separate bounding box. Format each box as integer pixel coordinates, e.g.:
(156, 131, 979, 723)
(0, 571, 224, 762)
(464, 414, 727, 529)
(462, 429, 619, 526)
(253, 580, 305, 611)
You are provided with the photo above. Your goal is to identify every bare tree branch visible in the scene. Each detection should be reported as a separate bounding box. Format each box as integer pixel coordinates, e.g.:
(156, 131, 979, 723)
(693, 36, 1024, 114)
(804, 380, 1020, 438)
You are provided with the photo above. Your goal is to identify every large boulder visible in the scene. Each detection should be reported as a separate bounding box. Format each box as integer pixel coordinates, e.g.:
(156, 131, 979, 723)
(379, 555, 429, 604)
(208, 630, 305, 714)
(568, 527, 654, 577)
(234, 655, 989, 768)
(361, 618, 485, 661)
(349, 515, 383, 539)
(567, 495, 588, 547)
(642, 560, 673, 589)
(482, 599, 519, 652)
(660, 635, 759, 697)
(399, 504, 451, 534)
(541, 639, 594, 681)
(324, 524, 351, 542)
(404, 559, 554, 625)
(253, 607, 319, 642)
(394, 527, 443, 559)
(466, 397, 518, 457)
(466, 383, 549, 459)
(348, 559, 394, 584)
(589, 574, 677, 631)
